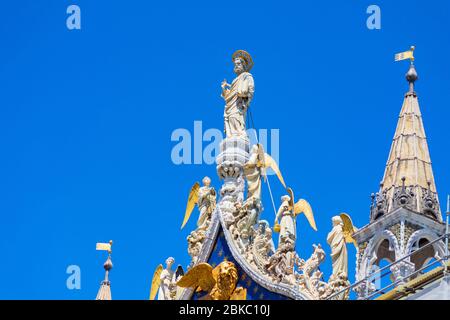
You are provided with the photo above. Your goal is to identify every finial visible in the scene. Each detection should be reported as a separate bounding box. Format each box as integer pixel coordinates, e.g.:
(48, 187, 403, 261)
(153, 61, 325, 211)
(401, 176, 407, 190)
(104, 255, 113, 271)
(96, 240, 114, 278)
(95, 240, 114, 300)
(406, 46, 418, 93)
(406, 63, 418, 93)
(395, 46, 418, 94)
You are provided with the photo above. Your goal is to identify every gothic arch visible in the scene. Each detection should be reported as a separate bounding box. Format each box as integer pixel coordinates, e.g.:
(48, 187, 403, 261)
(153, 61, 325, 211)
(405, 229, 445, 269)
(357, 230, 400, 280)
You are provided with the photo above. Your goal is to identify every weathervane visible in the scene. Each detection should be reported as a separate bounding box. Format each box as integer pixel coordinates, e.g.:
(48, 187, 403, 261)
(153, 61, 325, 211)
(395, 45, 415, 64)
(95, 240, 113, 300)
(395, 46, 418, 93)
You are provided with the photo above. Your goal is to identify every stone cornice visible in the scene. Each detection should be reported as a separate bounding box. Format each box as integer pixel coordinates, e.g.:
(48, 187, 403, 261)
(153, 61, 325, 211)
(355, 207, 445, 244)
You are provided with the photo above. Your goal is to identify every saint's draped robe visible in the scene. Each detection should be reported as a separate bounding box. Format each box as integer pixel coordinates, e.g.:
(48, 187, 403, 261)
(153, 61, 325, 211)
(222, 72, 255, 137)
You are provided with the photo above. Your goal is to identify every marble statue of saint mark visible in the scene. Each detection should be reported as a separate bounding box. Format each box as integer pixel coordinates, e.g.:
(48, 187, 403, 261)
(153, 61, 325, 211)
(221, 50, 255, 138)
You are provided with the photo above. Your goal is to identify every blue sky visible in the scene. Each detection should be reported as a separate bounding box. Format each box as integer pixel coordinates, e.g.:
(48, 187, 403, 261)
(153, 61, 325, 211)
(0, 0, 449, 299)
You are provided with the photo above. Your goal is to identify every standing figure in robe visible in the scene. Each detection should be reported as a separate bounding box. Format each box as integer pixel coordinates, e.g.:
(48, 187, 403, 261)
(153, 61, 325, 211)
(326, 216, 348, 278)
(244, 143, 286, 203)
(181, 177, 216, 232)
(275, 195, 296, 246)
(244, 144, 262, 201)
(157, 257, 176, 300)
(196, 176, 216, 231)
(221, 50, 255, 138)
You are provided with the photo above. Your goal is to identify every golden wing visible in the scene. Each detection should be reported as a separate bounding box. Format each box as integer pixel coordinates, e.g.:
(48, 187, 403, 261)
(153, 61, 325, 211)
(181, 182, 200, 229)
(174, 265, 185, 299)
(256, 144, 267, 182)
(340, 213, 357, 245)
(294, 199, 317, 231)
(176, 263, 216, 292)
(149, 264, 163, 300)
(263, 153, 286, 188)
(211, 263, 221, 282)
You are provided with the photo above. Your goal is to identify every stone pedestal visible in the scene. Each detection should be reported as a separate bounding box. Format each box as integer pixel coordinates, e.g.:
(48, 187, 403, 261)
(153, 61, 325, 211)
(216, 136, 250, 225)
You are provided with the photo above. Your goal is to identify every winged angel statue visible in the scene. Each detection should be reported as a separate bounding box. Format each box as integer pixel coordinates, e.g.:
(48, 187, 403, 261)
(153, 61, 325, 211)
(273, 187, 317, 247)
(180, 177, 217, 265)
(149, 257, 184, 300)
(327, 213, 358, 278)
(181, 176, 216, 231)
(244, 143, 286, 202)
(176, 261, 246, 300)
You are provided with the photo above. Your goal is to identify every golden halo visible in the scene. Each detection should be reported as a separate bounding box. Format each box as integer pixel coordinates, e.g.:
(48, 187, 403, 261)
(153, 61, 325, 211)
(232, 50, 254, 71)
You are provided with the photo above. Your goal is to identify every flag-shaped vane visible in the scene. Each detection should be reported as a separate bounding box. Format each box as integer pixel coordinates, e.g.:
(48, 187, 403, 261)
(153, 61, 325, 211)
(395, 46, 415, 62)
(96, 240, 113, 253)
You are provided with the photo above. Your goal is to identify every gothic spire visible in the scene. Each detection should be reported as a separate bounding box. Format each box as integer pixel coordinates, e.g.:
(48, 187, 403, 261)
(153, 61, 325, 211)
(372, 56, 441, 221)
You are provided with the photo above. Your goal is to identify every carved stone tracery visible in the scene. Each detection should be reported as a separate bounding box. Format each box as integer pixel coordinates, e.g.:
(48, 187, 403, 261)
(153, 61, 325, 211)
(392, 178, 416, 212)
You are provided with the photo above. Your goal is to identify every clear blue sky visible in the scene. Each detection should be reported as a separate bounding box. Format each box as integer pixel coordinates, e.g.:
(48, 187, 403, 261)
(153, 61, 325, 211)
(0, 0, 449, 299)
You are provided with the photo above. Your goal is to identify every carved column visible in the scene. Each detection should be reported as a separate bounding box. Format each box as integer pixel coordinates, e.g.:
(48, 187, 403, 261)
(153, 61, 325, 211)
(390, 260, 415, 284)
(216, 136, 250, 225)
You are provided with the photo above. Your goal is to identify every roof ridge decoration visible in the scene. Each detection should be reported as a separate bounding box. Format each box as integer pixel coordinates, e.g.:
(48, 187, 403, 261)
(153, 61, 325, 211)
(151, 50, 355, 301)
(371, 53, 442, 222)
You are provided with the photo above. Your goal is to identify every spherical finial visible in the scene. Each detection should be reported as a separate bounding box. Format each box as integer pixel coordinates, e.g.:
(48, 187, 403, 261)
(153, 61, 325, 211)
(104, 256, 113, 271)
(406, 64, 418, 83)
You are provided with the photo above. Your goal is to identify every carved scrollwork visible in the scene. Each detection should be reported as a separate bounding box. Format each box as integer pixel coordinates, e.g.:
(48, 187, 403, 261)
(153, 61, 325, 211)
(187, 229, 206, 267)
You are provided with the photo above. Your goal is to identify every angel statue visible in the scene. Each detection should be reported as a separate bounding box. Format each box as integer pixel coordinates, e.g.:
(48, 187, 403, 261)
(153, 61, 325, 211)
(326, 214, 358, 279)
(273, 188, 317, 247)
(149, 257, 184, 300)
(181, 176, 216, 231)
(177, 261, 247, 300)
(221, 50, 255, 138)
(244, 143, 286, 202)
